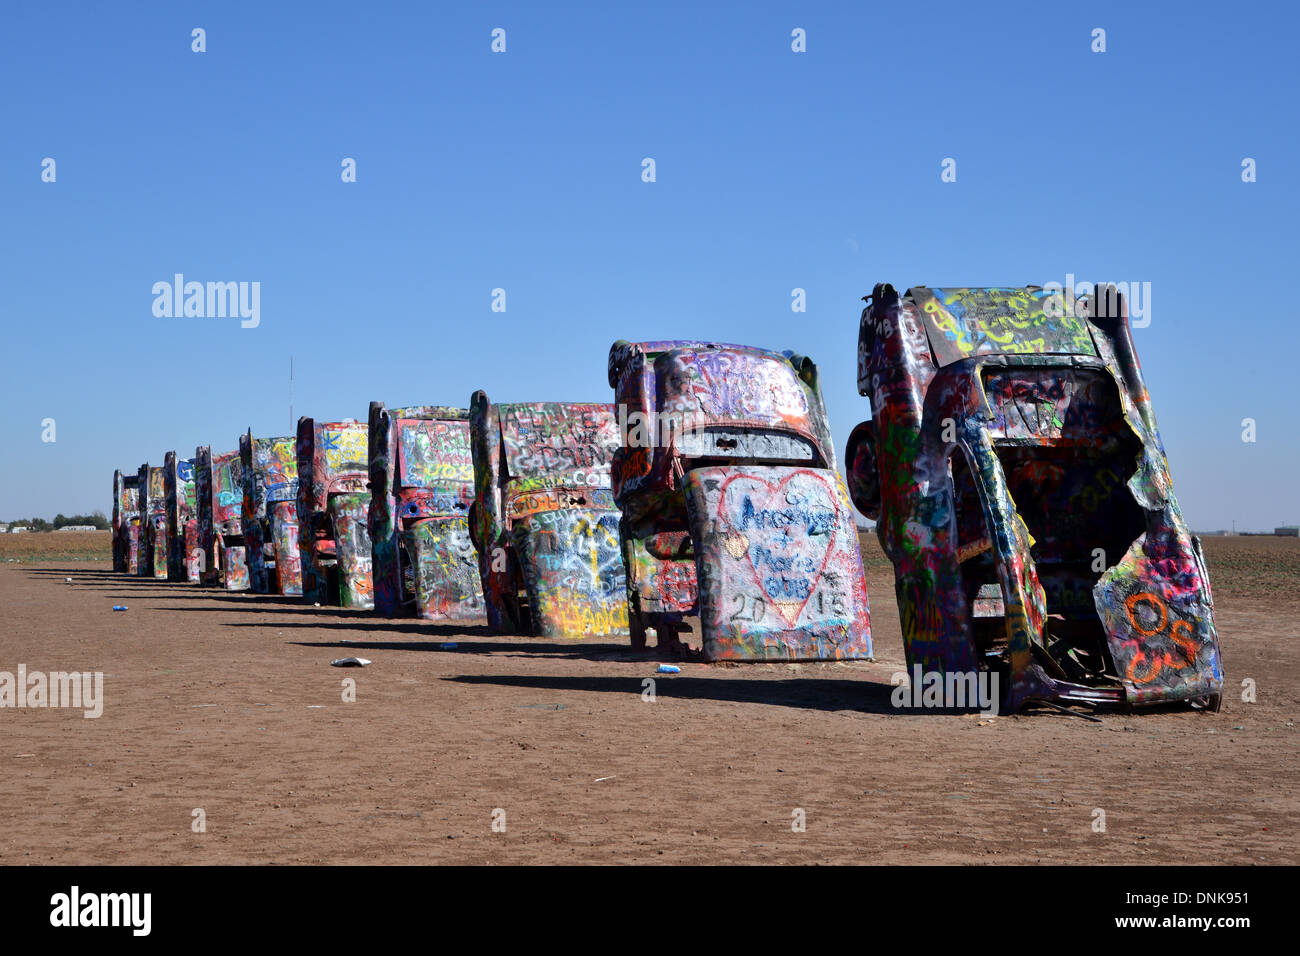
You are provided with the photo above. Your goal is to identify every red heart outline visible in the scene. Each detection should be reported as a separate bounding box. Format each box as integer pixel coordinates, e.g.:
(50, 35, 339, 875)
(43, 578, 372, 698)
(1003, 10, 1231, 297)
(717, 468, 841, 628)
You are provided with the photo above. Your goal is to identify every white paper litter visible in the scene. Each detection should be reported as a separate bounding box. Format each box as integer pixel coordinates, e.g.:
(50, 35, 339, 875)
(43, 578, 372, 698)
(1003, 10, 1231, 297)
(330, 657, 371, 667)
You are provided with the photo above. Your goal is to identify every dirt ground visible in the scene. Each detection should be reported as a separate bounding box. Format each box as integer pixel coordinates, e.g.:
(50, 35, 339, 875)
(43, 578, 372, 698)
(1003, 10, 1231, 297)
(0, 532, 1295, 865)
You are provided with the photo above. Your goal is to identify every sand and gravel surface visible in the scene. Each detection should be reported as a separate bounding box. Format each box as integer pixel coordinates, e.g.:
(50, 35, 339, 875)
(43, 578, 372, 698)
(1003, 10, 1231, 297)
(1, 531, 1295, 864)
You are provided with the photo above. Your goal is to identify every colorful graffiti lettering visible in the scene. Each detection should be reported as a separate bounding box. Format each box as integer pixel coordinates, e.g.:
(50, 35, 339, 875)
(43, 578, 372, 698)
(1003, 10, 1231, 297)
(470, 394, 629, 638)
(918, 287, 1098, 367)
(499, 403, 620, 479)
(322, 426, 369, 475)
(516, 509, 628, 638)
(400, 419, 474, 485)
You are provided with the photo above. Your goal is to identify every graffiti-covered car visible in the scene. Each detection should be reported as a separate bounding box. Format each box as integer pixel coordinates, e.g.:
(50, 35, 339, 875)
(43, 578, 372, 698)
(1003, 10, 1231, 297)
(112, 470, 142, 573)
(468, 395, 628, 638)
(608, 340, 872, 661)
(195, 445, 250, 591)
(163, 451, 201, 583)
(297, 417, 373, 608)
(369, 403, 484, 621)
(136, 462, 169, 579)
(239, 431, 303, 595)
(847, 284, 1222, 712)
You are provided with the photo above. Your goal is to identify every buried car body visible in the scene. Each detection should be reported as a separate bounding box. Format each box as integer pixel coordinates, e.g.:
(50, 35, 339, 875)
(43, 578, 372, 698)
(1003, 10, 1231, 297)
(195, 445, 250, 591)
(297, 417, 374, 609)
(607, 340, 872, 661)
(112, 470, 142, 574)
(846, 284, 1222, 712)
(469, 394, 628, 638)
(163, 451, 201, 583)
(240, 431, 303, 596)
(369, 403, 484, 621)
(136, 462, 168, 580)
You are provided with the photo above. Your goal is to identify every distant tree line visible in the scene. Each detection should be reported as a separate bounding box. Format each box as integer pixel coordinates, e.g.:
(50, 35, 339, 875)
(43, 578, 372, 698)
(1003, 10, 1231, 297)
(4, 511, 110, 531)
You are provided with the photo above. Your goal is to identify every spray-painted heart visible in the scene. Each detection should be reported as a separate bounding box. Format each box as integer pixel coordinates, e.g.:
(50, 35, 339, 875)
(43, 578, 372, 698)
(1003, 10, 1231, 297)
(717, 469, 840, 628)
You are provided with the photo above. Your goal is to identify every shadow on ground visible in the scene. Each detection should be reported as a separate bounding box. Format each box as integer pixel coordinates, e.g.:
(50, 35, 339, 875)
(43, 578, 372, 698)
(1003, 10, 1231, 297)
(443, 672, 899, 714)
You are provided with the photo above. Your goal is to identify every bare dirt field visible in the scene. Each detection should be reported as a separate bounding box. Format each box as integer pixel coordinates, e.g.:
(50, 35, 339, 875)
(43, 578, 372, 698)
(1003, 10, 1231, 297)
(1, 531, 1296, 864)
(0, 530, 109, 563)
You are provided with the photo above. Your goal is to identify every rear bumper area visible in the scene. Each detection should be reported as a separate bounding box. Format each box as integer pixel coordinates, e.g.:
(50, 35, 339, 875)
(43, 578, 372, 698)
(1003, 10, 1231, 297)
(330, 493, 374, 609)
(511, 507, 629, 638)
(684, 465, 872, 661)
(405, 516, 485, 621)
(222, 545, 249, 591)
(269, 502, 303, 596)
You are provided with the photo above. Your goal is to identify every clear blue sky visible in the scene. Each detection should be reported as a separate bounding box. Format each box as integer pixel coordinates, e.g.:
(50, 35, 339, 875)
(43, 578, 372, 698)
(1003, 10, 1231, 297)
(1, 1, 1296, 531)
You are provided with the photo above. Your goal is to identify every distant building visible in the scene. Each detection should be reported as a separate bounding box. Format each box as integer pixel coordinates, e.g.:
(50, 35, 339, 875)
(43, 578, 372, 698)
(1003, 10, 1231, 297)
(1275, 526, 1300, 537)
(0, 523, 8, 534)
(57, 525, 98, 532)
(10, 526, 30, 534)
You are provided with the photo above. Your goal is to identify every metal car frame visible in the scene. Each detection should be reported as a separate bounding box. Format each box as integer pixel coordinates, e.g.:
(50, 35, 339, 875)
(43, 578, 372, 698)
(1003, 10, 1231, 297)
(163, 451, 201, 582)
(369, 403, 484, 620)
(608, 340, 872, 661)
(240, 431, 303, 595)
(195, 445, 250, 591)
(846, 284, 1222, 712)
(296, 417, 374, 608)
(137, 463, 169, 579)
(468, 394, 628, 638)
(112, 470, 142, 573)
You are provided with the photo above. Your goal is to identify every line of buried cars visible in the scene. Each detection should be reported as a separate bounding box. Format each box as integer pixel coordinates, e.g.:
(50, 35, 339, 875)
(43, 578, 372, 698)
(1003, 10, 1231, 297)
(108, 286, 1224, 714)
